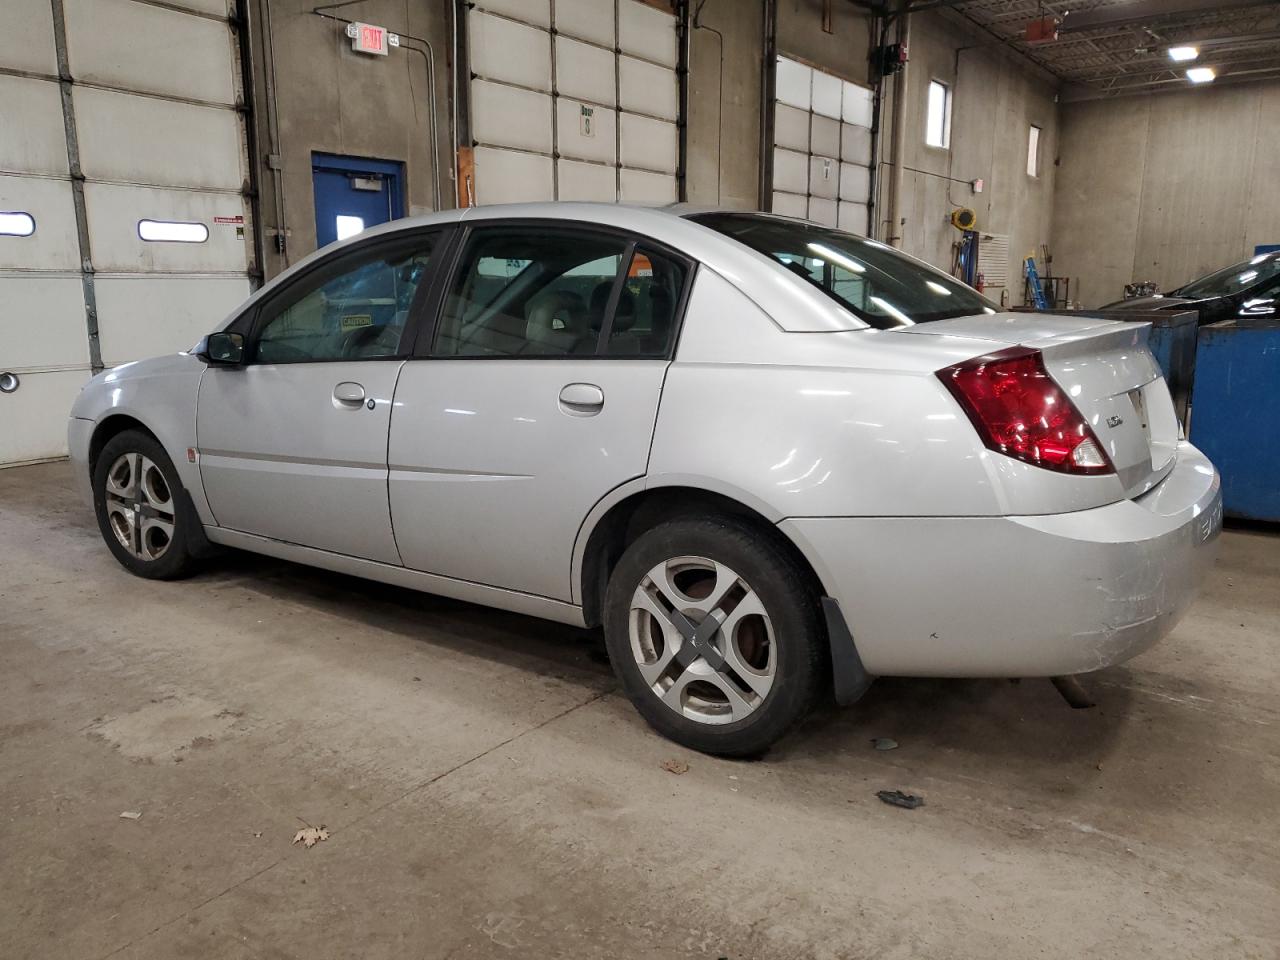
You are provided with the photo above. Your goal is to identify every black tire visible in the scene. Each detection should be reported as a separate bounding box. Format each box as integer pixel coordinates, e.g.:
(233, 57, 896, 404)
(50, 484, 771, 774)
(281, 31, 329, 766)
(92, 429, 199, 580)
(603, 516, 827, 757)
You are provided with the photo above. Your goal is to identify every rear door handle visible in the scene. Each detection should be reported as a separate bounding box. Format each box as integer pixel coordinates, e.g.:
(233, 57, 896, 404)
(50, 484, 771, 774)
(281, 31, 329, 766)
(559, 382, 604, 416)
(334, 381, 366, 405)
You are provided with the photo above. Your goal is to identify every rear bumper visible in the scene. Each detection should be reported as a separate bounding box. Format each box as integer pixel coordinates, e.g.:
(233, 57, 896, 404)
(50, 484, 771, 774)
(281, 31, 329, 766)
(67, 416, 94, 508)
(783, 442, 1222, 677)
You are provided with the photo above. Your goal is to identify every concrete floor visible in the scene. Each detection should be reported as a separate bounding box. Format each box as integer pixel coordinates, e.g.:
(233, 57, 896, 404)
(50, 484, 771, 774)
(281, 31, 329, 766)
(1, 461, 1277, 960)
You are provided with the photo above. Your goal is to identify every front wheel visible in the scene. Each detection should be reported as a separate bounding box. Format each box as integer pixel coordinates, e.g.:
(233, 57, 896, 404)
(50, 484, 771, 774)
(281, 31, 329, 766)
(92, 429, 199, 580)
(603, 517, 827, 757)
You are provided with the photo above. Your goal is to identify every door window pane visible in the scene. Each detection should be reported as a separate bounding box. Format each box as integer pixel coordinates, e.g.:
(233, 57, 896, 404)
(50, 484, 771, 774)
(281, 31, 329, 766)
(603, 247, 687, 357)
(434, 228, 628, 357)
(254, 235, 437, 363)
(336, 215, 365, 240)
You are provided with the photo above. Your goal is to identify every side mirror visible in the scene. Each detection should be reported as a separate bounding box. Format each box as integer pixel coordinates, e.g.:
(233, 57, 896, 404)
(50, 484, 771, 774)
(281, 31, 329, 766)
(200, 331, 245, 365)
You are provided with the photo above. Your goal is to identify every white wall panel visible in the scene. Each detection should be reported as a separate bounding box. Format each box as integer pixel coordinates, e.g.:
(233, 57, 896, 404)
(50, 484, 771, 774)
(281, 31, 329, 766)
(64, 0, 235, 105)
(774, 104, 809, 153)
(808, 156, 838, 200)
(0, 278, 89, 369)
(0, 370, 91, 464)
(619, 168, 676, 206)
(474, 0, 550, 27)
(771, 191, 807, 218)
(161, 0, 230, 15)
(619, 56, 677, 120)
(841, 123, 872, 166)
(95, 276, 250, 367)
(556, 100, 616, 163)
(811, 70, 842, 119)
(775, 57, 810, 111)
(474, 147, 554, 204)
(619, 1, 677, 67)
(0, 76, 69, 177)
(771, 148, 808, 194)
(555, 36, 616, 107)
(554, 0, 614, 46)
(620, 115, 677, 174)
(843, 81, 874, 127)
(838, 201, 869, 234)
(74, 87, 242, 190)
(84, 183, 247, 273)
(810, 115, 840, 158)
(556, 160, 617, 202)
(471, 80, 552, 153)
(808, 197, 838, 227)
(0, 0, 57, 77)
(0, 176, 79, 271)
(469, 12, 551, 90)
(839, 163, 870, 202)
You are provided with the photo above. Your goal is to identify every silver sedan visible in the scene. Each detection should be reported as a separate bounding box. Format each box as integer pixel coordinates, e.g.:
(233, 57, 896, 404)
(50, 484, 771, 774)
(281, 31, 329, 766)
(68, 203, 1222, 756)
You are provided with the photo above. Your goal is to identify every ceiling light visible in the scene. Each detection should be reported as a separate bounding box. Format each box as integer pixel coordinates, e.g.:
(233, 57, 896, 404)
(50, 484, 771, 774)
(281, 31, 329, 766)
(1186, 66, 1215, 83)
(1168, 46, 1198, 62)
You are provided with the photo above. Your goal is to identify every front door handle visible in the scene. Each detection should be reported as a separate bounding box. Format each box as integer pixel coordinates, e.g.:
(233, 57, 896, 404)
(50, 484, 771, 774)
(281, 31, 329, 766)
(559, 382, 604, 416)
(333, 381, 366, 405)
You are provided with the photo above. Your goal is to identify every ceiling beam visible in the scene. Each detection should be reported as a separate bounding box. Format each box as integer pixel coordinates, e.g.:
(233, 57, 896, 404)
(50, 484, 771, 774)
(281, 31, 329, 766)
(1060, 0, 1279, 34)
(1062, 65, 1280, 99)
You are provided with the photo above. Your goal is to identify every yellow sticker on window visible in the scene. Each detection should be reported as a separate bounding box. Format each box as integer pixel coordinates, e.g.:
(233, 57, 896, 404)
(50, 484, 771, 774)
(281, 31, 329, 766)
(340, 314, 373, 329)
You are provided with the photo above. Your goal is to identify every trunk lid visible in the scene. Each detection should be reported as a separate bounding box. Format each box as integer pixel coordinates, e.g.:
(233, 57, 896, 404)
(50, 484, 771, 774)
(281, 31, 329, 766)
(905, 312, 1179, 497)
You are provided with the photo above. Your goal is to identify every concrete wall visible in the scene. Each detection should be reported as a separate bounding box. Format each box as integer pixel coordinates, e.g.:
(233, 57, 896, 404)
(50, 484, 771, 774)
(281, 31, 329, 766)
(776, 0, 875, 86)
(878, 11, 1059, 302)
(685, 0, 765, 209)
(1052, 80, 1280, 307)
(247, 0, 452, 279)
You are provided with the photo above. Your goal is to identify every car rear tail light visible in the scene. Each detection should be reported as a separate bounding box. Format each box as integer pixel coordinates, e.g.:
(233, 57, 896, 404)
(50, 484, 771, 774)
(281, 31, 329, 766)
(936, 347, 1113, 475)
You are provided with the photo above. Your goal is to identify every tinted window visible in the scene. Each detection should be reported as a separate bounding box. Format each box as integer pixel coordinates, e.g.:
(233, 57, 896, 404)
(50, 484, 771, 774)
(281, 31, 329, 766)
(434, 228, 627, 357)
(1173, 253, 1280, 299)
(603, 247, 687, 357)
(254, 235, 437, 363)
(691, 212, 996, 328)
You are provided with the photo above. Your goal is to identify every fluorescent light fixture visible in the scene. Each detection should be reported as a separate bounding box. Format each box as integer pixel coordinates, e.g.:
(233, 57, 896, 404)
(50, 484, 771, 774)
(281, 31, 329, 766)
(1168, 45, 1198, 62)
(1186, 66, 1215, 83)
(807, 241, 866, 273)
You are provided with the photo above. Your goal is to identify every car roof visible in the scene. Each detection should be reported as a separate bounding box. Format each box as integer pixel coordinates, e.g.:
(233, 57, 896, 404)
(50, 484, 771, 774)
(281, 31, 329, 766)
(237, 203, 868, 334)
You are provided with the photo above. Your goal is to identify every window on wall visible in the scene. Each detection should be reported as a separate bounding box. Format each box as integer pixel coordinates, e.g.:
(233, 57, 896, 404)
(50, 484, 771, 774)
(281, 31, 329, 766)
(925, 80, 950, 149)
(1027, 124, 1042, 177)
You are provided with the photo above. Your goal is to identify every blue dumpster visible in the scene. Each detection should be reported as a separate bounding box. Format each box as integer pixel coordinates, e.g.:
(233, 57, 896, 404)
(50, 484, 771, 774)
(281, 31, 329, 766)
(1190, 320, 1280, 522)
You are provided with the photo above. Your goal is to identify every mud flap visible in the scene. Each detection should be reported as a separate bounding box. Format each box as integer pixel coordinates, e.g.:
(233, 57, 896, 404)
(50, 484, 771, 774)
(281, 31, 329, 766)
(822, 596, 875, 706)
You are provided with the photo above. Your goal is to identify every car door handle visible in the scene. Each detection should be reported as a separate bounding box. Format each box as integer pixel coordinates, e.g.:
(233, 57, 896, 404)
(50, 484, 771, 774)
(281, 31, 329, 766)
(559, 382, 604, 416)
(333, 381, 366, 405)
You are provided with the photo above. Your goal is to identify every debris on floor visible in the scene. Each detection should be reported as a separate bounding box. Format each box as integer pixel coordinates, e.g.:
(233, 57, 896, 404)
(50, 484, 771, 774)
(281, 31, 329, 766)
(118, 810, 142, 821)
(876, 790, 924, 810)
(660, 759, 690, 775)
(292, 825, 330, 848)
(871, 737, 899, 751)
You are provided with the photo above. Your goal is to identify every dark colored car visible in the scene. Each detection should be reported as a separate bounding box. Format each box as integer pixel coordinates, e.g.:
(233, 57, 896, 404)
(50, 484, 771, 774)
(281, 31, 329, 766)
(1104, 252, 1280, 323)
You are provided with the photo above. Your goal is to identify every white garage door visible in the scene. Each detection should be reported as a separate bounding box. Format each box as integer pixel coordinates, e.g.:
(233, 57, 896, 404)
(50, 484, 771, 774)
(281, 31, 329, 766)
(771, 56, 873, 234)
(467, 0, 680, 206)
(0, 0, 255, 466)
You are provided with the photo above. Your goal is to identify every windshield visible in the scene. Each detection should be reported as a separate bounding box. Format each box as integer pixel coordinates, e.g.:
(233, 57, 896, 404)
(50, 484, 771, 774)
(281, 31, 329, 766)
(1172, 252, 1280, 298)
(689, 212, 998, 329)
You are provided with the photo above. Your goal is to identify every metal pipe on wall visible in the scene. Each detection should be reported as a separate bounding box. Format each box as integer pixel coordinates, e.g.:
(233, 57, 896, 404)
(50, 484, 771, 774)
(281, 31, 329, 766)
(885, 2, 910, 247)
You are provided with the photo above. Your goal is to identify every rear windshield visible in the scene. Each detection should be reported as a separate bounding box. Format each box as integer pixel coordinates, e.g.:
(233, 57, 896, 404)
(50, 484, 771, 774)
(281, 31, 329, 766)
(1172, 253, 1280, 298)
(689, 212, 998, 329)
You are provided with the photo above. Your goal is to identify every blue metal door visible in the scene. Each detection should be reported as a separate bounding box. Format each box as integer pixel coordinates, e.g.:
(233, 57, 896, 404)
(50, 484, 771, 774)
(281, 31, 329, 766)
(312, 152, 405, 248)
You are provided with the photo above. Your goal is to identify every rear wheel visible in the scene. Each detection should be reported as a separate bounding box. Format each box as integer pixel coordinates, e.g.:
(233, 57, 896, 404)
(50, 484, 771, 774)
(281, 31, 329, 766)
(93, 430, 198, 580)
(603, 517, 826, 756)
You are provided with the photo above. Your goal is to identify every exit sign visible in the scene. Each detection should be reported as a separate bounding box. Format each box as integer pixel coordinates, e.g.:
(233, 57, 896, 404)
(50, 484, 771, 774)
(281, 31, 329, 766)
(346, 21, 399, 56)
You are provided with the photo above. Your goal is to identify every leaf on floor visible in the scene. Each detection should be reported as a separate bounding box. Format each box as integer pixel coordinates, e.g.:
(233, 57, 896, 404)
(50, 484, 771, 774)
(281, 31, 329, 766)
(660, 759, 690, 775)
(292, 825, 330, 848)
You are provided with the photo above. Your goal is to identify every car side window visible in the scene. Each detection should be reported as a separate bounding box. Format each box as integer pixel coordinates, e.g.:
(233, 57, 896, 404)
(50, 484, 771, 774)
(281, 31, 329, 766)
(603, 246, 688, 358)
(252, 234, 439, 364)
(433, 227, 628, 358)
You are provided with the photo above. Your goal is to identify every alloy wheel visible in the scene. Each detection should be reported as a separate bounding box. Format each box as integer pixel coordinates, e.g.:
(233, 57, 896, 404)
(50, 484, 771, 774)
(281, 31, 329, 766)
(104, 453, 176, 562)
(628, 556, 776, 725)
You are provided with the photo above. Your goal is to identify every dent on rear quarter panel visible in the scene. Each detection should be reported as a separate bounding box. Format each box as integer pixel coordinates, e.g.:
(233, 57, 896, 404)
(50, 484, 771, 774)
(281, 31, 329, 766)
(657, 270, 1124, 518)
